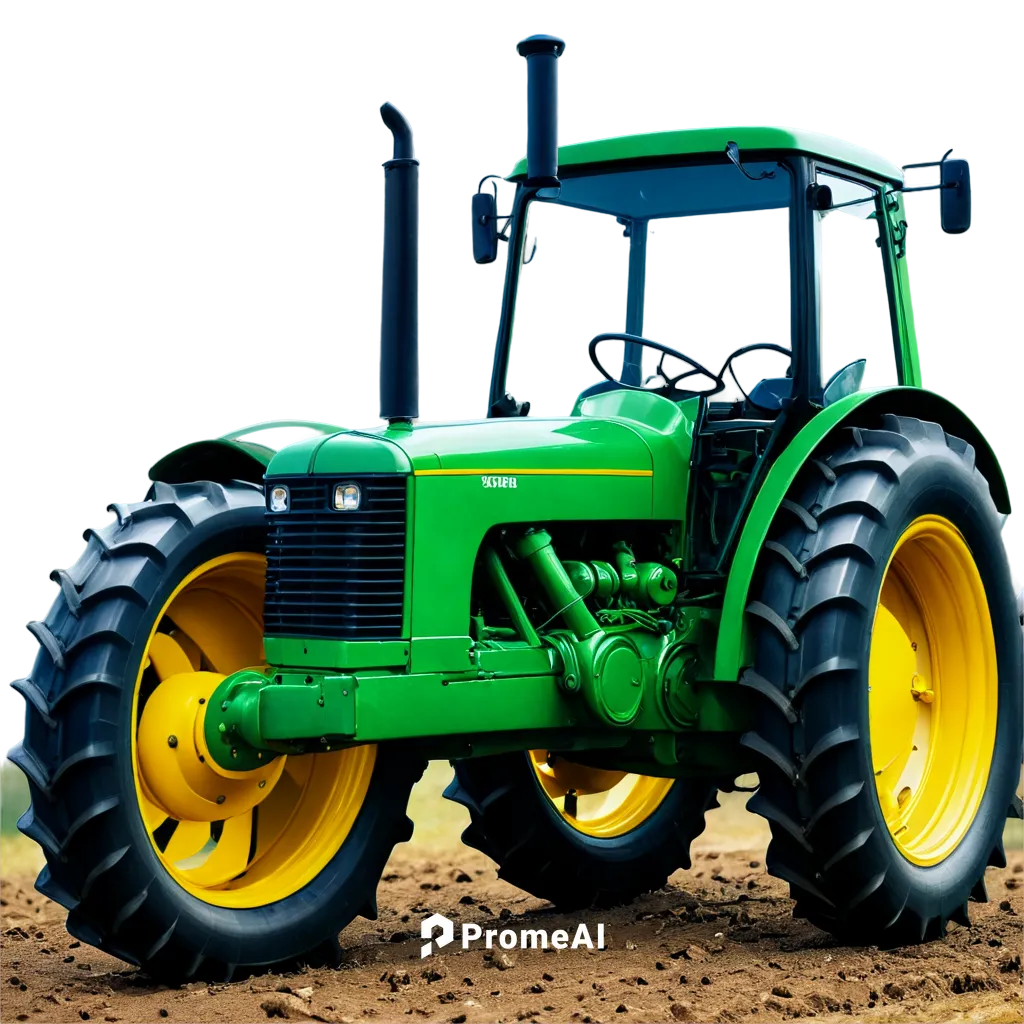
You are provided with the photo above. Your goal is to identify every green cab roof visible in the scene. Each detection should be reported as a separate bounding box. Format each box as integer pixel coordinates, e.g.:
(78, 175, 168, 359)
(509, 126, 903, 185)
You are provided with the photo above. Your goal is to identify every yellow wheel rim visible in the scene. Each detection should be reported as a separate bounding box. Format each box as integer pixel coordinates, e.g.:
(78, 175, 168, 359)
(131, 553, 376, 908)
(528, 750, 674, 838)
(868, 515, 997, 866)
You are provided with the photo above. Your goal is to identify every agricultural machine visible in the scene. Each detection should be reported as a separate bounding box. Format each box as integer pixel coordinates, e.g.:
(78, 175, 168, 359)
(9, 34, 1022, 982)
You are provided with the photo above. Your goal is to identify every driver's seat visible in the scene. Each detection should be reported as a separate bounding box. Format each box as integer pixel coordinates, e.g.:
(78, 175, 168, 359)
(746, 376, 793, 412)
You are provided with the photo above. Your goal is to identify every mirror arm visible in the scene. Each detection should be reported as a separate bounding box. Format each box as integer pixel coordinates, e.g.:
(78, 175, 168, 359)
(476, 174, 513, 240)
(894, 183, 958, 194)
(811, 182, 954, 214)
(477, 173, 502, 195)
(479, 214, 512, 241)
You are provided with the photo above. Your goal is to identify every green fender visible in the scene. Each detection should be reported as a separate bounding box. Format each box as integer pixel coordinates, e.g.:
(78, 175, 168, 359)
(712, 387, 1010, 681)
(148, 420, 344, 485)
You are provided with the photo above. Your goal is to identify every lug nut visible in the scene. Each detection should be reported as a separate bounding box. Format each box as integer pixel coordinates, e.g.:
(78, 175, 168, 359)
(167, 735, 178, 748)
(910, 674, 934, 703)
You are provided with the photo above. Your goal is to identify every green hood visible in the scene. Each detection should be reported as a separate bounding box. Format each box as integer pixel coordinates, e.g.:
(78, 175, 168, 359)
(265, 390, 696, 520)
(316, 417, 651, 475)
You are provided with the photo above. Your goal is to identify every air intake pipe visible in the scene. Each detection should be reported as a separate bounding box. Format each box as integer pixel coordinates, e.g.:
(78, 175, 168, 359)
(516, 35, 565, 188)
(379, 102, 419, 424)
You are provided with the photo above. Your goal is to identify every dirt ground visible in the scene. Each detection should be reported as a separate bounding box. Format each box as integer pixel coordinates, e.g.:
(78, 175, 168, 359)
(2, 776, 1022, 1024)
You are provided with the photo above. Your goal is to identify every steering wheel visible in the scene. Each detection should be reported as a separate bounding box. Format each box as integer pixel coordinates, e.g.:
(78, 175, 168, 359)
(720, 342, 790, 382)
(716, 344, 794, 407)
(589, 333, 725, 398)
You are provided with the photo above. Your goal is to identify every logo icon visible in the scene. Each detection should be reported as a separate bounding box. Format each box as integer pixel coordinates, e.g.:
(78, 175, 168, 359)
(419, 911, 605, 957)
(420, 912, 455, 958)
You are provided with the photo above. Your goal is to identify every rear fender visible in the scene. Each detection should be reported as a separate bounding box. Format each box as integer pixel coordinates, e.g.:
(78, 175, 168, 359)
(713, 387, 1010, 681)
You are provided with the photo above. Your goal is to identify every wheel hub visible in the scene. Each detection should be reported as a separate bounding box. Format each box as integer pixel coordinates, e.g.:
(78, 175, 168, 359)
(868, 604, 923, 821)
(131, 553, 379, 908)
(868, 515, 998, 865)
(529, 750, 674, 837)
(138, 667, 283, 822)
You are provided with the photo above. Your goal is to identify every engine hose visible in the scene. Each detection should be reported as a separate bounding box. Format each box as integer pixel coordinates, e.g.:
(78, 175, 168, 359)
(513, 529, 602, 641)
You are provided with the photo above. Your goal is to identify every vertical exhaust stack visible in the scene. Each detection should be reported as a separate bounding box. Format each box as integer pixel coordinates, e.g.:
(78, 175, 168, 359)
(379, 102, 419, 425)
(516, 35, 565, 188)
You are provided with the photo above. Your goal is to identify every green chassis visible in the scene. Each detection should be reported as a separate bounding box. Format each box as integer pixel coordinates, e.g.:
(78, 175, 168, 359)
(153, 385, 1007, 774)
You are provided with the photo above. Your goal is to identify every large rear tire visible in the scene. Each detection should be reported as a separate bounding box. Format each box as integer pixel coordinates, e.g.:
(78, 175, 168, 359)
(743, 415, 1022, 944)
(445, 751, 720, 909)
(9, 480, 424, 982)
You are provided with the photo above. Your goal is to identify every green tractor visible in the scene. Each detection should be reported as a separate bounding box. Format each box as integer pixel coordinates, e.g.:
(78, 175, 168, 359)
(10, 34, 1022, 982)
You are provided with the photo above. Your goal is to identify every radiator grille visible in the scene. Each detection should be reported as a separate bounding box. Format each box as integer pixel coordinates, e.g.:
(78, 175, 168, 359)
(263, 475, 408, 640)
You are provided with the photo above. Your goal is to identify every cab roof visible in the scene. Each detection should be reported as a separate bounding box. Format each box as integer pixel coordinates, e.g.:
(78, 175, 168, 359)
(509, 126, 903, 186)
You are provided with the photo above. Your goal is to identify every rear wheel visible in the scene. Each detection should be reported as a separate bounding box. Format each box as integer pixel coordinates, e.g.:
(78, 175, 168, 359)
(743, 415, 1022, 944)
(445, 751, 719, 909)
(9, 481, 423, 981)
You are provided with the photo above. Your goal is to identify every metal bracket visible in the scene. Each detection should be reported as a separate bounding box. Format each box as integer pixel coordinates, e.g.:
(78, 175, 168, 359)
(891, 218, 908, 259)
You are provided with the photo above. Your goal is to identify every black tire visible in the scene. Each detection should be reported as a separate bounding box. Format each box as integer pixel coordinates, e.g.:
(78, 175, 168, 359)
(444, 752, 720, 909)
(743, 414, 1023, 945)
(8, 480, 424, 982)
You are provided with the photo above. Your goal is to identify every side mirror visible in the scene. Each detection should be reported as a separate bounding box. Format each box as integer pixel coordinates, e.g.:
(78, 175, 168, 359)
(472, 191, 498, 264)
(940, 158, 971, 234)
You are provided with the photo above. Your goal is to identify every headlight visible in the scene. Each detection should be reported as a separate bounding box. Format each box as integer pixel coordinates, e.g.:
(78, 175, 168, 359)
(269, 484, 290, 513)
(334, 482, 361, 510)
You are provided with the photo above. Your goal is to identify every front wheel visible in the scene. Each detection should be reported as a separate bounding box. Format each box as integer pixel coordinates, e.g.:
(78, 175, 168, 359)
(743, 415, 1022, 944)
(9, 480, 424, 982)
(445, 750, 720, 909)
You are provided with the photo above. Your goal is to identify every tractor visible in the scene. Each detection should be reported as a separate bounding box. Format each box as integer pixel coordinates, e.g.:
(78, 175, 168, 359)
(9, 34, 1022, 983)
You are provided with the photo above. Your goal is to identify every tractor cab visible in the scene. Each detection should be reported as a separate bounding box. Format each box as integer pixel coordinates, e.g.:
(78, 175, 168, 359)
(482, 127, 912, 429)
(478, 88, 969, 434)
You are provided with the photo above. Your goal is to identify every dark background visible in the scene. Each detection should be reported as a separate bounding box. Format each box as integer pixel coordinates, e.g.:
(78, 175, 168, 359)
(2, 0, 1024, 737)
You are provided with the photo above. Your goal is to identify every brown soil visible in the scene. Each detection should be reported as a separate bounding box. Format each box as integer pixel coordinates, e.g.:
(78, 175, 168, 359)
(3, 841, 1022, 1024)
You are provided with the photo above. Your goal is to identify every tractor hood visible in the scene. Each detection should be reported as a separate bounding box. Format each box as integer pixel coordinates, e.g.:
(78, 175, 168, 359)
(265, 390, 697, 520)
(317, 418, 654, 476)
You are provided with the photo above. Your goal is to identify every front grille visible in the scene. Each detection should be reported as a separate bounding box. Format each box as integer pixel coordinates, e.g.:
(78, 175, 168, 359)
(263, 474, 408, 640)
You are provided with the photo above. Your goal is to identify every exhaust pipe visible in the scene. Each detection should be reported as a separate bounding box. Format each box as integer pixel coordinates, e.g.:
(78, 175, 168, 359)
(379, 102, 419, 424)
(516, 35, 565, 188)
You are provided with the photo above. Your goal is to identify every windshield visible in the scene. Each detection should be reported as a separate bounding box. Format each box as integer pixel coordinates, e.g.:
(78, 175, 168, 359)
(504, 160, 793, 415)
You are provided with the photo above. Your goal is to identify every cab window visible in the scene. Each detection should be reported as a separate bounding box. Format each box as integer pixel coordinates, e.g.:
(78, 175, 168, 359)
(815, 170, 896, 394)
